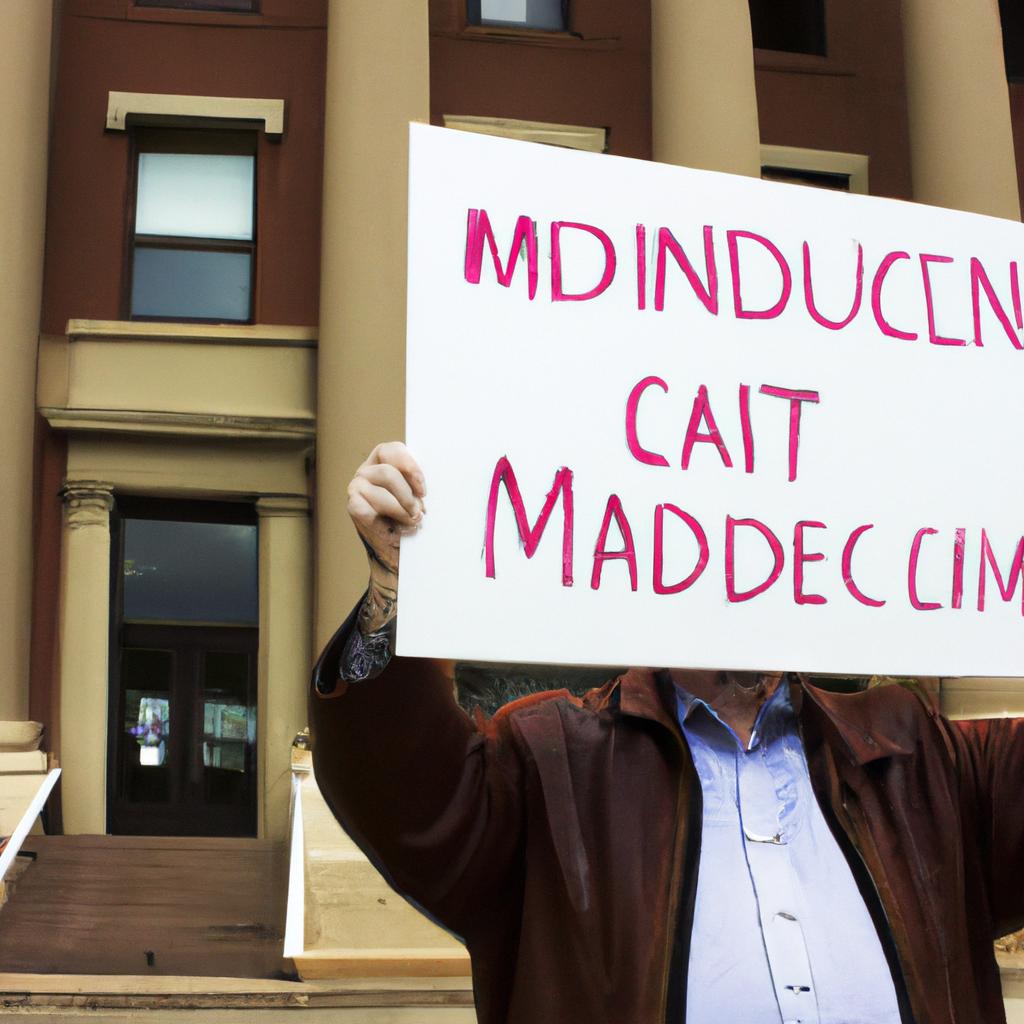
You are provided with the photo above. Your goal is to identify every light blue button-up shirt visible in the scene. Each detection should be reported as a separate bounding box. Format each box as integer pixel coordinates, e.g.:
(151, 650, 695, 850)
(676, 678, 902, 1024)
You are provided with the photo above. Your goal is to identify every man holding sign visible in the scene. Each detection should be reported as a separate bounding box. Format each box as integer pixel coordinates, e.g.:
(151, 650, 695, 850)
(311, 127, 1024, 1023)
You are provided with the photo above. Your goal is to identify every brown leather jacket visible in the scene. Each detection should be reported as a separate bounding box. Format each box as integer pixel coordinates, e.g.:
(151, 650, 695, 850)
(311, 620, 1020, 1024)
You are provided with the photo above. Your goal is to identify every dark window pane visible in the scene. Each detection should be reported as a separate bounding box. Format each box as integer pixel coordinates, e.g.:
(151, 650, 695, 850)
(136, 0, 258, 11)
(468, 0, 566, 31)
(749, 0, 825, 56)
(1001, 0, 1024, 80)
(123, 519, 258, 625)
(761, 166, 850, 191)
(131, 247, 251, 321)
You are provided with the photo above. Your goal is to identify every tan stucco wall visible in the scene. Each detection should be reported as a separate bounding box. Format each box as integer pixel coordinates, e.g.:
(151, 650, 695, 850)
(315, 0, 430, 648)
(651, 0, 760, 177)
(902, 0, 1020, 220)
(0, 2, 53, 719)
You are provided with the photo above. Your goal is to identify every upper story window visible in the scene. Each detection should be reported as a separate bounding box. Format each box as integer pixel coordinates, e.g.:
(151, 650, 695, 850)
(135, 0, 259, 11)
(129, 130, 255, 323)
(761, 167, 849, 191)
(748, 0, 826, 57)
(467, 0, 567, 32)
(1000, 0, 1024, 80)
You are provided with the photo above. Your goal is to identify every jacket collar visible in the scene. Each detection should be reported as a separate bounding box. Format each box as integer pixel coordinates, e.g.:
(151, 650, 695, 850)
(613, 668, 915, 765)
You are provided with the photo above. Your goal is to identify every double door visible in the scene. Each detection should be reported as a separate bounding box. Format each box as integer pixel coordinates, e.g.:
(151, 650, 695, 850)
(108, 623, 257, 837)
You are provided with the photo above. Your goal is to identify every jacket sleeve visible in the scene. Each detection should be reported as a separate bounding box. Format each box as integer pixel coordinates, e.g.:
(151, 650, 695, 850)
(308, 604, 527, 937)
(950, 714, 1024, 938)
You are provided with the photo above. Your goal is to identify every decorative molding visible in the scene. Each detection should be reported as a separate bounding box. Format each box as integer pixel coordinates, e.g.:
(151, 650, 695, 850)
(60, 481, 114, 529)
(66, 319, 317, 349)
(106, 91, 285, 137)
(760, 144, 870, 195)
(43, 408, 315, 442)
(443, 114, 607, 153)
(47, 407, 314, 440)
(256, 496, 311, 518)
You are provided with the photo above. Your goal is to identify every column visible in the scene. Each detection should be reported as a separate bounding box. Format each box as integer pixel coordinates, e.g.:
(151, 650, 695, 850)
(315, 0, 430, 649)
(0, 2, 54, 719)
(58, 482, 114, 835)
(257, 497, 313, 841)
(651, 0, 761, 176)
(901, 0, 1020, 220)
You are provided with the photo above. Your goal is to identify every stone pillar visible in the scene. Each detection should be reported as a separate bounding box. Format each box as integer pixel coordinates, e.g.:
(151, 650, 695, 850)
(0, 2, 54, 719)
(901, 0, 1020, 219)
(256, 497, 313, 841)
(58, 482, 114, 835)
(315, 0, 430, 649)
(651, 0, 761, 176)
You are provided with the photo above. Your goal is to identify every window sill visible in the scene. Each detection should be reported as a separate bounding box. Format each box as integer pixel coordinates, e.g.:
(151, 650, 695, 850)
(753, 48, 854, 78)
(437, 26, 621, 51)
(66, 319, 316, 348)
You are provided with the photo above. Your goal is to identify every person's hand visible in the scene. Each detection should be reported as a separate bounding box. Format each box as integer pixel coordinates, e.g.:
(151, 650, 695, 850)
(347, 442, 426, 633)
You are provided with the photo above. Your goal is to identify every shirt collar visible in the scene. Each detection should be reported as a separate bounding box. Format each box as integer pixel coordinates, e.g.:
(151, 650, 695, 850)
(674, 675, 795, 751)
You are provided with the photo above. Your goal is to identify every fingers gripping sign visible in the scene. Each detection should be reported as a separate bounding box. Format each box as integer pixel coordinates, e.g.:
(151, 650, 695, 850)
(347, 441, 427, 634)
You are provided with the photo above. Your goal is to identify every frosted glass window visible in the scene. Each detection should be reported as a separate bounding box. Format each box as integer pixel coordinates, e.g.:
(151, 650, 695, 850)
(131, 248, 251, 321)
(136, 153, 254, 240)
(482, 0, 526, 20)
(477, 0, 564, 29)
(124, 519, 258, 625)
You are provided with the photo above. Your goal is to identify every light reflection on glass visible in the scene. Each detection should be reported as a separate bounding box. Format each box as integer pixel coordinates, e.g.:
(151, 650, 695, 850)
(128, 693, 169, 767)
(203, 701, 248, 772)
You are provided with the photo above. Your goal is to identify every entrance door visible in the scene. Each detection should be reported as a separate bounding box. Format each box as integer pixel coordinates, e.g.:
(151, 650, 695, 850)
(108, 499, 259, 837)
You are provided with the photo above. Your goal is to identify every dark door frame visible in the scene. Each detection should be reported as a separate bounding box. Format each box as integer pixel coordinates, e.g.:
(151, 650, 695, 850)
(106, 497, 259, 837)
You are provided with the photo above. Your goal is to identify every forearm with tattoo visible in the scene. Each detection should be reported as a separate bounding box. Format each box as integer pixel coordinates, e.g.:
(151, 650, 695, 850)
(357, 532, 399, 635)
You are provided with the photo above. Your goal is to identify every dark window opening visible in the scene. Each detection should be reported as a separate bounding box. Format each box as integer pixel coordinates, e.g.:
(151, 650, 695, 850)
(135, 0, 259, 12)
(749, 0, 826, 57)
(108, 498, 259, 837)
(467, 0, 567, 32)
(762, 165, 850, 191)
(127, 129, 256, 323)
(1000, 0, 1024, 81)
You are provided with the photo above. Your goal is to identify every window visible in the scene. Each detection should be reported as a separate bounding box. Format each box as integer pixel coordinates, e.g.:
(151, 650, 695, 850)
(1000, 0, 1024, 81)
(135, 0, 259, 11)
(759, 145, 869, 195)
(748, 0, 826, 57)
(129, 130, 256, 322)
(761, 167, 850, 191)
(108, 499, 259, 837)
(467, 0, 567, 32)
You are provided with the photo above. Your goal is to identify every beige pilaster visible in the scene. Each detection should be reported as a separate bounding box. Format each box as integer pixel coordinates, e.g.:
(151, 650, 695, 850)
(901, 0, 1020, 220)
(315, 0, 430, 649)
(651, 0, 761, 176)
(0, 2, 53, 719)
(58, 482, 114, 835)
(256, 496, 313, 840)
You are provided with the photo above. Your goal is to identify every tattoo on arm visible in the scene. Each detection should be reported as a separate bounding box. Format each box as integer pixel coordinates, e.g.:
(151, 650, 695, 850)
(359, 534, 398, 577)
(358, 577, 397, 635)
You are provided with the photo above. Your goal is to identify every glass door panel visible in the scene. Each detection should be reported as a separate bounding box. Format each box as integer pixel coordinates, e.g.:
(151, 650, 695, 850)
(118, 648, 174, 806)
(201, 650, 256, 808)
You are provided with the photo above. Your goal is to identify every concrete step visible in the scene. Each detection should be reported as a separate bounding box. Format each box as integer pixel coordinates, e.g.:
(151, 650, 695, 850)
(0, 972, 475, 1022)
(0, 836, 287, 978)
(298, 770, 467, 973)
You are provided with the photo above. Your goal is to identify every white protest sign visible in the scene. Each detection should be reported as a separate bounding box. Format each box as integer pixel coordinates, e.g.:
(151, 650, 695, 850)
(398, 123, 1024, 676)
